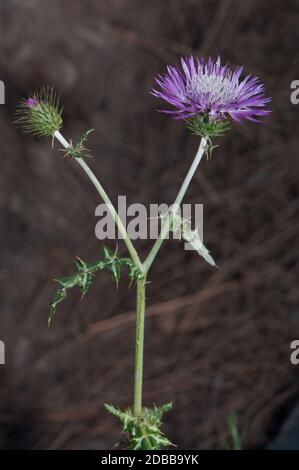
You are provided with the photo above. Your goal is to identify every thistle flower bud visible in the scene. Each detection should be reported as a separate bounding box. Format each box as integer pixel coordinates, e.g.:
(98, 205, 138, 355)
(16, 87, 63, 137)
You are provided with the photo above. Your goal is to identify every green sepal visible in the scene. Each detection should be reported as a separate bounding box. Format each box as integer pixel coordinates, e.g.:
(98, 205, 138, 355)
(185, 114, 231, 159)
(49, 246, 141, 325)
(105, 403, 173, 450)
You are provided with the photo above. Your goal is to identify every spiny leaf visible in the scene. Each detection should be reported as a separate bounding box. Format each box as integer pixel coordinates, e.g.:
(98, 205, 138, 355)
(150, 402, 173, 420)
(105, 403, 173, 450)
(49, 246, 141, 325)
(48, 288, 66, 326)
(62, 129, 94, 159)
(171, 213, 216, 267)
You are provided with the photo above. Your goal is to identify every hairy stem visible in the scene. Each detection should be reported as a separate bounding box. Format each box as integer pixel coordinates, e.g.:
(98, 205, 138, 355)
(134, 275, 147, 416)
(144, 137, 207, 273)
(54, 130, 142, 272)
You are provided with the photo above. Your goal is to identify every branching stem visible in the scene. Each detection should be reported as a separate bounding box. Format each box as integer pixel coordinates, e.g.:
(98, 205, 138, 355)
(54, 130, 206, 421)
(143, 137, 206, 274)
(54, 130, 142, 272)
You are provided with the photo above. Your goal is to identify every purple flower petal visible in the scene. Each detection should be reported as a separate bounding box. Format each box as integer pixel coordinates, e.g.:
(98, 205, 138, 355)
(152, 56, 271, 124)
(26, 97, 38, 108)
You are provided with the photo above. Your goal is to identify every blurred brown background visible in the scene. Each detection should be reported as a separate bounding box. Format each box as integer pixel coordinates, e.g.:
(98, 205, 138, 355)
(0, 0, 298, 450)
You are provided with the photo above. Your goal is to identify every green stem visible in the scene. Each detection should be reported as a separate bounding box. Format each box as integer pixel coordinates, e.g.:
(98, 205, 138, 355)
(54, 130, 142, 272)
(133, 275, 147, 416)
(55, 130, 206, 422)
(144, 137, 206, 274)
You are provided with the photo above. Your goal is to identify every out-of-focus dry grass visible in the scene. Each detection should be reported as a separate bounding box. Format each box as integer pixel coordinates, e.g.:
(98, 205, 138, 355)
(0, 0, 298, 449)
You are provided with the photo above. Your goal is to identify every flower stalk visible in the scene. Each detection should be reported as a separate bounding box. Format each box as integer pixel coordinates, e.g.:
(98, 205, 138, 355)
(54, 130, 150, 424)
(53, 130, 143, 273)
(134, 275, 147, 416)
(143, 136, 207, 273)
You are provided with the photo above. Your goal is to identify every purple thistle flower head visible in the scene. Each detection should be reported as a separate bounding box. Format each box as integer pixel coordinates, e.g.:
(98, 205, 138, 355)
(152, 56, 271, 126)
